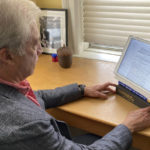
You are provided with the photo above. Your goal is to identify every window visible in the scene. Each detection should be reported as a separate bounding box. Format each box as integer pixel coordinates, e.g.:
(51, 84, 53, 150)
(62, 0, 150, 62)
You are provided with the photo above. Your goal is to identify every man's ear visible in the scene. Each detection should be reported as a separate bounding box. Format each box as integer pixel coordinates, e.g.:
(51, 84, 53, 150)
(0, 48, 14, 64)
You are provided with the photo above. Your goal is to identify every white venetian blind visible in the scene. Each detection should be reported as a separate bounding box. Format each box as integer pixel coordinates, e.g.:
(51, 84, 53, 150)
(83, 0, 150, 49)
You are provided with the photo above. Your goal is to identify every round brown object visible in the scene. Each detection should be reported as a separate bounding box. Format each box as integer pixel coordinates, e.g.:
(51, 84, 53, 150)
(57, 45, 72, 68)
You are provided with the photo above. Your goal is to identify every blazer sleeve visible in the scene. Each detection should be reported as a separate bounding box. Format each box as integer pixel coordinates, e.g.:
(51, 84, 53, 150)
(91, 124, 132, 150)
(34, 83, 83, 109)
(11, 120, 132, 150)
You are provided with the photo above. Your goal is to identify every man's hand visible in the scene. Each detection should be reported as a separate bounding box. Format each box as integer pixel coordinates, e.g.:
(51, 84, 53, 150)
(122, 106, 150, 133)
(84, 82, 117, 99)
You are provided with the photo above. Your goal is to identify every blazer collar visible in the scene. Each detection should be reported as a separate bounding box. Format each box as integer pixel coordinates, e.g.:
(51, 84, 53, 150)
(0, 83, 42, 109)
(0, 83, 20, 98)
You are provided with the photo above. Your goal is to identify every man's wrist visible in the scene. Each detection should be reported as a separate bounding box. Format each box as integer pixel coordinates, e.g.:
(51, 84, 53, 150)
(122, 123, 134, 133)
(78, 84, 86, 96)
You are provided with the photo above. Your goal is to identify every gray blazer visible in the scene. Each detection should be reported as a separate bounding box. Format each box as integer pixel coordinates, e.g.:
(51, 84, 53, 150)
(0, 83, 132, 150)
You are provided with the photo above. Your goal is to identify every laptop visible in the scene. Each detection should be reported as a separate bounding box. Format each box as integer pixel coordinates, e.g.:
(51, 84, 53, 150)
(114, 36, 150, 107)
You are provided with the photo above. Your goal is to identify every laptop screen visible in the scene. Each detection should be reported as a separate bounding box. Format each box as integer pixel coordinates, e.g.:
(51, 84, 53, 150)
(114, 36, 150, 98)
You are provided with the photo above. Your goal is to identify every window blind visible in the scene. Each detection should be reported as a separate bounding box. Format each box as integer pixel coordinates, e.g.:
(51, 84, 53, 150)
(83, 0, 150, 49)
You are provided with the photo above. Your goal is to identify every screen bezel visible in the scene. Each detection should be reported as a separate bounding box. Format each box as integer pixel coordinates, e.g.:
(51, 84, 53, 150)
(114, 35, 150, 98)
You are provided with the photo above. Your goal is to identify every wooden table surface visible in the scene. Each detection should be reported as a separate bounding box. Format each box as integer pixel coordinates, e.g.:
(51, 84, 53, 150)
(28, 54, 150, 150)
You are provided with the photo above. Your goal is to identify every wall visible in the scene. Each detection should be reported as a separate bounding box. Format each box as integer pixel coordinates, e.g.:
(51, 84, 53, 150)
(36, 0, 62, 8)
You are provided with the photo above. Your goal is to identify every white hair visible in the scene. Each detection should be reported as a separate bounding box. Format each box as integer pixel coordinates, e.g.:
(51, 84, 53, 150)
(0, 0, 41, 55)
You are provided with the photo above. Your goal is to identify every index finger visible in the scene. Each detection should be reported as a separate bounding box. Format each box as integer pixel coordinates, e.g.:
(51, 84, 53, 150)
(143, 106, 150, 112)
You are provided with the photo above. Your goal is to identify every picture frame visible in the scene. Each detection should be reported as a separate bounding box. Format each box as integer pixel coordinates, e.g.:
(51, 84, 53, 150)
(40, 8, 68, 54)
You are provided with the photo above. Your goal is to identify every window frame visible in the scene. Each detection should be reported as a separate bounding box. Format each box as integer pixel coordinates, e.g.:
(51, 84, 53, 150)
(62, 0, 120, 62)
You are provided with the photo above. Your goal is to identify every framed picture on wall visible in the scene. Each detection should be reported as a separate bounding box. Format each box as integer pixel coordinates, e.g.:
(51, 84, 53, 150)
(40, 8, 68, 54)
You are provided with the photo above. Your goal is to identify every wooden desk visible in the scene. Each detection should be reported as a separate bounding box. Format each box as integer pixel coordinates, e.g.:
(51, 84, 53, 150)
(28, 54, 150, 150)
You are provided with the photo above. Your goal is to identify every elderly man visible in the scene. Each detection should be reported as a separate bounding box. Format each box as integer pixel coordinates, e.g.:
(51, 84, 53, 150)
(0, 0, 150, 150)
